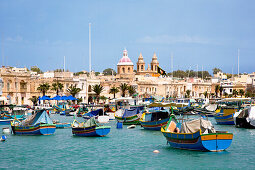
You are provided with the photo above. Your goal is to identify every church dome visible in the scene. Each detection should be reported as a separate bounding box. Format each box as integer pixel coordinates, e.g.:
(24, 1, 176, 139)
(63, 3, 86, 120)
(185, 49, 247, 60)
(117, 49, 134, 66)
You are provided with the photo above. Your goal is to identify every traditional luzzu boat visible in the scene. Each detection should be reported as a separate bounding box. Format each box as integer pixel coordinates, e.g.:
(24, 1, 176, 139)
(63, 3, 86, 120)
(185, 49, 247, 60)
(115, 108, 141, 125)
(161, 114, 233, 151)
(140, 110, 169, 130)
(72, 117, 111, 137)
(214, 107, 238, 125)
(11, 109, 56, 135)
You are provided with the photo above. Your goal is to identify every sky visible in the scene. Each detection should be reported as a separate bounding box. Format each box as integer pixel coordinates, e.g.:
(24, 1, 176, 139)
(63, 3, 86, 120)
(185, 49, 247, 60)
(0, 0, 255, 74)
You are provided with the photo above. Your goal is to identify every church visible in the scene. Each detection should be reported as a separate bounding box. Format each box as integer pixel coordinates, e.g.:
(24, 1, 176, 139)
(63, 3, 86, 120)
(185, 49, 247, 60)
(116, 49, 159, 79)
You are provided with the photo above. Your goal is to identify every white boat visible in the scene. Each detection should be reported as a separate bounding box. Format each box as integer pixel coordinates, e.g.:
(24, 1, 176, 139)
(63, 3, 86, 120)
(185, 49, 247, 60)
(2, 127, 10, 134)
(97, 115, 110, 123)
(106, 112, 115, 120)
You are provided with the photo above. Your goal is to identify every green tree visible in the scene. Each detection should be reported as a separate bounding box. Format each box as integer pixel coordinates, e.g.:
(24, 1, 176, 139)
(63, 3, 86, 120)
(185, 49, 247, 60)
(109, 86, 119, 98)
(233, 89, 238, 98)
(67, 84, 81, 97)
(245, 91, 251, 98)
(185, 90, 191, 98)
(29, 96, 39, 106)
(213, 68, 222, 74)
(119, 83, 129, 97)
(103, 68, 116, 76)
(224, 92, 228, 98)
(51, 82, 63, 95)
(210, 93, 215, 98)
(30, 66, 43, 74)
(239, 89, 244, 98)
(219, 86, 223, 98)
(100, 96, 108, 103)
(37, 83, 50, 96)
(92, 84, 104, 103)
(128, 85, 136, 97)
(95, 72, 100, 76)
(215, 85, 220, 98)
(203, 91, 208, 98)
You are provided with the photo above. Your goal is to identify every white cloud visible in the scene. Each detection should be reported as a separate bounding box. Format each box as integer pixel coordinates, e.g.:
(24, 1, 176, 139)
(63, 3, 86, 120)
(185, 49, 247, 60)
(136, 35, 210, 44)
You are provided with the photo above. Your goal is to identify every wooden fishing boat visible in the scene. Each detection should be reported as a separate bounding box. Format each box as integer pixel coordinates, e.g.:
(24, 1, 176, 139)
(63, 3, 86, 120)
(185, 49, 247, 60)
(140, 110, 169, 130)
(161, 114, 233, 151)
(214, 107, 238, 125)
(72, 117, 110, 137)
(11, 110, 56, 135)
(115, 108, 141, 125)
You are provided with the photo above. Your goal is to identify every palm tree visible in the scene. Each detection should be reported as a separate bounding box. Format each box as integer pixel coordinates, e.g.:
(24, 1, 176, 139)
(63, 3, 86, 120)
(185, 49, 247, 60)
(239, 89, 244, 98)
(245, 91, 251, 98)
(203, 91, 208, 98)
(51, 82, 63, 95)
(224, 92, 228, 98)
(29, 96, 39, 106)
(37, 83, 50, 96)
(185, 90, 191, 98)
(119, 83, 128, 97)
(128, 85, 136, 97)
(215, 85, 220, 98)
(67, 84, 81, 97)
(100, 96, 108, 104)
(92, 84, 104, 103)
(233, 89, 238, 98)
(109, 86, 119, 98)
(219, 86, 223, 98)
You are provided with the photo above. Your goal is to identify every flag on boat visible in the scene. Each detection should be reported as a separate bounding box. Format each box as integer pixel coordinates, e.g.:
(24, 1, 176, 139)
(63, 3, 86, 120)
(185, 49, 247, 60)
(157, 66, 167, 76)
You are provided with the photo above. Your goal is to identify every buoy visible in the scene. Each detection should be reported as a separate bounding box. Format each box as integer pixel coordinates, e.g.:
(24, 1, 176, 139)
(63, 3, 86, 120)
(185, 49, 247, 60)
(153, 150, 159, 153)
(0, 135, 6, 142)
(116, 122, 123, 129)
(127, 125, 136, 129)
(2, 127, 10, 134)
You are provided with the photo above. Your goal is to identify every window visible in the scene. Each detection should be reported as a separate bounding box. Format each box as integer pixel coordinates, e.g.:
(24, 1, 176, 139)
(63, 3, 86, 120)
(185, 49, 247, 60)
(137, 65, 139, 71)
(7, 82, 10, 91)
(141, 65, 143, 70)
(128, 67, 130, 73)
(122, 67, 125, 73)
(155, 66, 157, 71)
(88, 85, 92, 92)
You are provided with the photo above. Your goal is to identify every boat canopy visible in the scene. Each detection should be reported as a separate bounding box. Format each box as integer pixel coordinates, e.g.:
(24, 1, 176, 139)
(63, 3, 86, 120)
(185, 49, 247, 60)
(84, 117, 97, 127)
(180, 118, 215, 134)
(21, 110, 53, 126)
(85, 109, 104, 117)
(144, 110, 169, 122)
(123, 108, 139, 118)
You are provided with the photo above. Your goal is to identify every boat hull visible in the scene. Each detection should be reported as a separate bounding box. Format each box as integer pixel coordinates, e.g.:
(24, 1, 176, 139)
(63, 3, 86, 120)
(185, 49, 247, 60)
(12, 124, 56, 135)
(72, 126, 111, 137)
(115, 115, 140, 125)
(0, 119, 12, 125)
(214, 113, 235, 125)
(235, 117, 255, 129)
(162, 129, 233, 151)
(141, 118, 169, 131)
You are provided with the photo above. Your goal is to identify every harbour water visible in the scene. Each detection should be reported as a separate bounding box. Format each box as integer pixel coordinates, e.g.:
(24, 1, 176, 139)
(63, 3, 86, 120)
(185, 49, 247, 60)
(1, 115, 255, 169)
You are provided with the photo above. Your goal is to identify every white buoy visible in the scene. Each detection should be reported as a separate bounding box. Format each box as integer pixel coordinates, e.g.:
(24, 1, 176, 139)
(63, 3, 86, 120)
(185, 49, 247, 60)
(127, 125, 136, 129)
(2, 127, 10, 134)
(153, 150, 160, 153)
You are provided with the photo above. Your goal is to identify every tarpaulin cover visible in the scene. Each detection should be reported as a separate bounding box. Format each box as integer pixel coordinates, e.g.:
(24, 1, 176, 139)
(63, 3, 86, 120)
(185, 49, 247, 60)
(180, 118, 215, 134)
(21, 110, 53, 126)
(85, 109, 103, 117)
(84, 117, 97, 127)
(123, 108, 139, 118)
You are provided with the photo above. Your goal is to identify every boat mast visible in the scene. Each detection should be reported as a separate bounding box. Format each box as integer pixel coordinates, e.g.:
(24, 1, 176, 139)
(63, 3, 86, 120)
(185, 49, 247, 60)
(64, 56, 66, 72)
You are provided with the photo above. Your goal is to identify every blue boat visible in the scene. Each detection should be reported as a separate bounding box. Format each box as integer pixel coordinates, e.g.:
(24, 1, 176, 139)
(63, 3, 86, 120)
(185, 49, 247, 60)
(82, 109, 104, 120)
(11, 109, 56, 135)
(72, 117, 110, 137)
(140, 110, 169, 130)
(214, 107, 238, 125)
(161, 114, 233, 151)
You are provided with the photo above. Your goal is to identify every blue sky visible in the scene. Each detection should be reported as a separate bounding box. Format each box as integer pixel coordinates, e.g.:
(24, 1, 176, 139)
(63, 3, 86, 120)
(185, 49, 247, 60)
(1, 0, 255, 74)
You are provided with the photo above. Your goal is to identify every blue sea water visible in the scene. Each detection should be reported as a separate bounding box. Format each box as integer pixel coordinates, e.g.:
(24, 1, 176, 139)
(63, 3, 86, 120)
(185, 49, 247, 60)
(1, 115, 255, 169)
